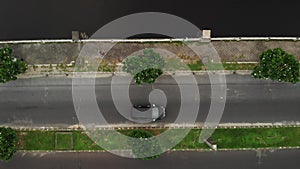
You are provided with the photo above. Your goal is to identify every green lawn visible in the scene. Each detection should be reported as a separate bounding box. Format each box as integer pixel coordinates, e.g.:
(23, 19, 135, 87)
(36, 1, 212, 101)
(172, 129, 209, 149)
(164, 58, 190, 71)
(17, 127, 300, 151)
(187, 61, 204, 70)
(187, 61, 258, 71)
(55, 133, 73, 150)
(72, 131, 102, 150)
(157, 58, 258, 71)
(212, 127, 300, 148)
(18, 131, 55, 150)
(223, 63, 257, 70)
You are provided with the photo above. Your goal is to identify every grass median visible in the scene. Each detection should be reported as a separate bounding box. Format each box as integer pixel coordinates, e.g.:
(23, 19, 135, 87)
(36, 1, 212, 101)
(18, 131, 103, 150)
(17, 127, 300, 151)
(187, 61, 257, 71)
(164, 58, 257, 71)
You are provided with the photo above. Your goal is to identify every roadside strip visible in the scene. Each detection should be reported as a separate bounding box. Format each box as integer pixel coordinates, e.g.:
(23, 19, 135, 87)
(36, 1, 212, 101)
(4, 122, 300, 131)
(16, 127, 300, 151)
(17, 70, 253, 79)
(17, 61, 258, 78)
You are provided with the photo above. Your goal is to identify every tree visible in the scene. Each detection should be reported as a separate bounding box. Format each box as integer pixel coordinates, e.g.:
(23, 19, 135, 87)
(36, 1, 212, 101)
(127, 129, 161, 160)
(252, 48, 300, 84)
(123, 49, 164, 85)
(0, 47, 27, 83)
(0, 127, 18, 161)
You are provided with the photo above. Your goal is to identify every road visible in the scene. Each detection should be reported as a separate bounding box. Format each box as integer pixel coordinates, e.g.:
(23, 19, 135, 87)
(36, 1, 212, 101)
(0, 74, 299, 127)
(1, 150, 299, 169)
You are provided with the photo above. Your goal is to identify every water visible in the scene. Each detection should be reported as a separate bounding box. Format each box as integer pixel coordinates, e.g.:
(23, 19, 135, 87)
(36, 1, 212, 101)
(1, 0, 300, 40)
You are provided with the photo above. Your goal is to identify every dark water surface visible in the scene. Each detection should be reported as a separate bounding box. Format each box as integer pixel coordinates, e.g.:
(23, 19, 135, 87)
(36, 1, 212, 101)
(2, 0, 300, 40)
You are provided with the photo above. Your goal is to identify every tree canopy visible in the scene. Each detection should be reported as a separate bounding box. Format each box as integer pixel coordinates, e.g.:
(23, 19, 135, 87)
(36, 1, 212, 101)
(0, 127, 18, 161)
(127, 129, 161, 160)
(252, 48, 300, 84)
(0, 47, 27, 83)
(123, 49, 164, 84)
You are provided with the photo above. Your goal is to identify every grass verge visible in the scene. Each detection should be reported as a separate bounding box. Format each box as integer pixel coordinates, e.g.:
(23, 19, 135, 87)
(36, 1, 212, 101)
(187, 61, 258, 71)
(17, 127, 300, 151)
(55, 132, 73, 150)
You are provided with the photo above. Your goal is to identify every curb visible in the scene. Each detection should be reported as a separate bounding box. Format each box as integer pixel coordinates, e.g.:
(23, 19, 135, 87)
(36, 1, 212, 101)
(211, 37, 300, 41)
(17, 70, 252, 79)
(17, 146, 300, 154)
(216, 146, 300, 151)
(4, 122, 300, 131)
(1, 37, 300, 44)
(171, 146, 300, 152)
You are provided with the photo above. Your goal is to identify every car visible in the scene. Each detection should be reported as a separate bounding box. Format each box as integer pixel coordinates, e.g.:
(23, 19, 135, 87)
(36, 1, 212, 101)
(131, 104, 166, 122)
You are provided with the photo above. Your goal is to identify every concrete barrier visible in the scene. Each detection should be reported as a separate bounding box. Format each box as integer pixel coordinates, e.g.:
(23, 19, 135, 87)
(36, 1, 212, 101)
(211, 37, 300, 41)
(1, 37, 300, 44)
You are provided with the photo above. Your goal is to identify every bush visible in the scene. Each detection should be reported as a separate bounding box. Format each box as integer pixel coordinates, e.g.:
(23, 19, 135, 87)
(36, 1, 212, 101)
(0, 127, 18, 161)
(252, 48, 300, 84)
(123, 49, 164, 84)
(0, 47, 27, 83)
(127, 130, 162, 160)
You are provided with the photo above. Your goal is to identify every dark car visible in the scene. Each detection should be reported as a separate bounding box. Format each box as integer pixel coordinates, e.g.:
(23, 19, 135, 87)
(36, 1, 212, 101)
(131, 104, 166, 122)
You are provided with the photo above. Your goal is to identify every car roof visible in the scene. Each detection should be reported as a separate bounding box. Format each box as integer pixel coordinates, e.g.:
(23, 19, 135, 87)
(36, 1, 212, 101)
(131, 107, 160, 119)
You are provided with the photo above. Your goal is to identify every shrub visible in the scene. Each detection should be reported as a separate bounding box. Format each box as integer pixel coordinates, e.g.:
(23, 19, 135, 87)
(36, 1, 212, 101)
(0, 47, 27, 83)
(127, 130, 161, 160)
(252, 48, 300, 84)
(0, 127, 18, 161)
(123, 49, 164, 84)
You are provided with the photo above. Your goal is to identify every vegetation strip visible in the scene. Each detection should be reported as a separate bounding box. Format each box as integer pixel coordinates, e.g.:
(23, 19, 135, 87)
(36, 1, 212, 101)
(16, 127, 300, 151)
(187, 62, 258, 71)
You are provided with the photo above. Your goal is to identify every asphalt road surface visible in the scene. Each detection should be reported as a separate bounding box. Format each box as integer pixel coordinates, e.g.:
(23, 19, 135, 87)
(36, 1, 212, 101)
(0, 74, 299, 127)
(1, 149, 300, 169)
